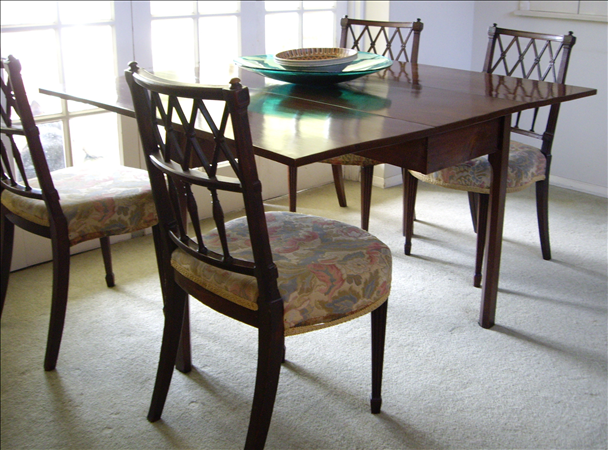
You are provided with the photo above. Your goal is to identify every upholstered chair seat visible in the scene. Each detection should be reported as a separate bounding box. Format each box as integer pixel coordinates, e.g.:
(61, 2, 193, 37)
(410, 141, 547, 194)
(171, 211, 392, 334)
(1, 163, 157, 246)
(320, 154, 379, 167)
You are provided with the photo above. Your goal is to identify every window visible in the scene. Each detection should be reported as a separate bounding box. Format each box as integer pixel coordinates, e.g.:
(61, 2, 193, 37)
(264, 1, 338, 55)
(1, 1, 121, 172)
(2, 1, 348, 173)
(515, 1, 608, 22)
(150, 1, 241, 84)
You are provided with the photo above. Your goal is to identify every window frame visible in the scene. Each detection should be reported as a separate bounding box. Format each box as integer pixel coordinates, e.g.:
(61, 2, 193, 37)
(515, 1, 608, 23)
(2, 1, 353, 171)
(1, 1, 120, 168)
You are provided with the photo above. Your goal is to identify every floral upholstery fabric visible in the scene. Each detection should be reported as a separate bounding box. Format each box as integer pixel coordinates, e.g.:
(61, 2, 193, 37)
(171, 211, 392, 335)
(1, 163, 158, 245)
(321, 154, 380, 166)
(410, 141, 547, 194)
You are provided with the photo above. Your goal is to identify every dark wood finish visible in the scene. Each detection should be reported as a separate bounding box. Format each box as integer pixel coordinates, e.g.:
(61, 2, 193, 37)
(360, 165, 374, 230)
(288, 16, 424, 231)
(403, 24, 578, 293)
(479, 116, 511, 328)
(370, 300, 388, 414)
(473, 193, 489, 288)
(331, 165, 348, 207)
(0, 55, 158, 370)
(100, 236, 115, 287)
(402, 169, 417, 254)
(41, 55, 596, 330)
(125, 63, 389, 448)
(288, 166, 298, 212)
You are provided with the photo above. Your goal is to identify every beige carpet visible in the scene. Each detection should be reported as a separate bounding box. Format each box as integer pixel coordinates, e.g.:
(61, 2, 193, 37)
(1, 181, 606, 449)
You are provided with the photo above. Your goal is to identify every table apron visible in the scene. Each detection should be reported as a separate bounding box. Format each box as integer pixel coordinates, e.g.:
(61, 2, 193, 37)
(354, 118, 502, 174)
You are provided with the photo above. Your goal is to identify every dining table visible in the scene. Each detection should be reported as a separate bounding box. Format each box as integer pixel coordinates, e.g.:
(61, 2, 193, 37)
(40, 59, 597, 330)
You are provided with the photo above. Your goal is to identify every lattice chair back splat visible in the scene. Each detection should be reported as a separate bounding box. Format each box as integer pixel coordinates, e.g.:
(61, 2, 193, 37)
(0, 55, 158, 370)
(125, 62, 392, 450)
(404, 25, 576, 287)
(287, 16, 423, 232)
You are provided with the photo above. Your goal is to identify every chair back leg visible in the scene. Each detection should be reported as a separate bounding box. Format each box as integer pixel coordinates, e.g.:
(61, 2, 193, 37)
(468, 192, 480, 233)
(288, 167, 298, 212)
(474, 194, 490, 288)
(402, 169, 418, 254)
(331, 164, 348, 208)
(147, 278, 189, 422)
(99, 236, 115, 287)
(1, 210, 15, 316)
(176, 299, 192, 373)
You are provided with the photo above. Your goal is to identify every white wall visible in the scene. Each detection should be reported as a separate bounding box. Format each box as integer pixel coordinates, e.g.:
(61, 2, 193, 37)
(390, 1, 477, 70)
(389, 0, 607, 196)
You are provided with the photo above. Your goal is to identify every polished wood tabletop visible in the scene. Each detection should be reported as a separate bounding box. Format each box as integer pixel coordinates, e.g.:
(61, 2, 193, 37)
(40, 61, 597, 328)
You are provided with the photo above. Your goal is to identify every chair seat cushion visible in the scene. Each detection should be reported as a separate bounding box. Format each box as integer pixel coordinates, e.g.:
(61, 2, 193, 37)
(1, 163, 158, 245)
(409, 141, 547, 193)
(171, 211, 392, 335)
(321, 154, 380, 166)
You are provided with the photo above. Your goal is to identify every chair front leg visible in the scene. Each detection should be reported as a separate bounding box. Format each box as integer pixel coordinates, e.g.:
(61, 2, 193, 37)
(474, 194, 489, 288)
(370, 300, 388, 414)
(468, 192, 480, 233)
(536, 179, 551, 260)
(1, 210, 15, 315)
(244, 316, 284, 450)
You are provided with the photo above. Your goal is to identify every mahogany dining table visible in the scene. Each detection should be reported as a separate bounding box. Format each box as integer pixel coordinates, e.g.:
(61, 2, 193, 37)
(40, 60, 597, 329)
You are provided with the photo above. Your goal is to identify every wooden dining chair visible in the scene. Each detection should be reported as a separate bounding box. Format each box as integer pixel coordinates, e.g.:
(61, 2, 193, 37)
(288, 15, 423, 231)
(0, 55, 158, 370)
(125, 62, 392, 449)
(403, 25, 577, 287)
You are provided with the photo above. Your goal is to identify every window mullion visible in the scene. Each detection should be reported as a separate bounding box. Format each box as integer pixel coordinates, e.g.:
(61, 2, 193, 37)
(241, 1, 265, 56)
(193, 15, 201, 83)
(54, 11, 75, 167)
(299, 9, 304, 48)
(113, 0, 147, 169)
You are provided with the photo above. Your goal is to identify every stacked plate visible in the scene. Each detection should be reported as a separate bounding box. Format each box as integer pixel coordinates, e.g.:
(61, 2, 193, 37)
(274, 48, 358, 72)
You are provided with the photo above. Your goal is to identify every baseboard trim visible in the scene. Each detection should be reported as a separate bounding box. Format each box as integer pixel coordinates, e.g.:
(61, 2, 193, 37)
(549, 176, 607, 198)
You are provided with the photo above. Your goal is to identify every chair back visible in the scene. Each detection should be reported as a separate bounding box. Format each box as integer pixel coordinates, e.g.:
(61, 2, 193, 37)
(125, 63, 280, 306)
(483, 25, 576, 159)
(1, 55, 65, 228)
(339, 16, 423, 63)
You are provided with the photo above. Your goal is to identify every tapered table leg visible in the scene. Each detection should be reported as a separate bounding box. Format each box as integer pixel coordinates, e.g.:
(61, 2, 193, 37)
(479, 115, 510, 329)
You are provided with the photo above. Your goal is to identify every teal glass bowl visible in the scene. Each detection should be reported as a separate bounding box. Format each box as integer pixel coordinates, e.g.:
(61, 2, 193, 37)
(234, 52, 393, 85)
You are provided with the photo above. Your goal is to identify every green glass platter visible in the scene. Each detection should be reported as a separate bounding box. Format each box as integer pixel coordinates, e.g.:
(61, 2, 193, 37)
(234, 51, 393, 85)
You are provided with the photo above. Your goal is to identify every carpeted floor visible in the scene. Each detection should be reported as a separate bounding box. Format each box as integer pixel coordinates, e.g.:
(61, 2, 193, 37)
(1, 181, 607, 449)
